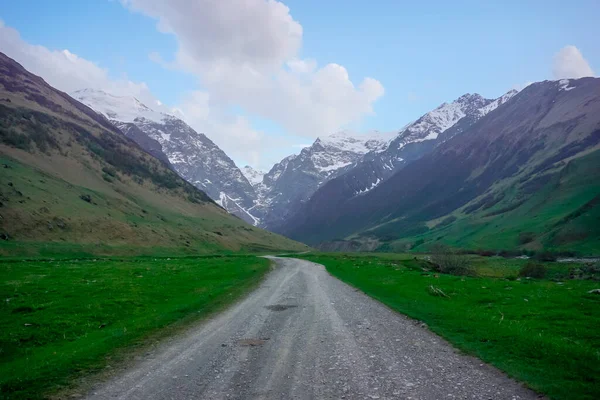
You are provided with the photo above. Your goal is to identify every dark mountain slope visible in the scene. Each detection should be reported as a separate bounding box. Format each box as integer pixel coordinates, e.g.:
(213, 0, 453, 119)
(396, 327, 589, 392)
(269, 92, 515, 234)
(281, 78, 600, 253)
(0, 52, 306, 256)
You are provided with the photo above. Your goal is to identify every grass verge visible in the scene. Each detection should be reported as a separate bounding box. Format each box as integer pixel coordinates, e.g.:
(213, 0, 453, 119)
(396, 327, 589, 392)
(293, 253, 600, 400)
(0, 255, 270, 399)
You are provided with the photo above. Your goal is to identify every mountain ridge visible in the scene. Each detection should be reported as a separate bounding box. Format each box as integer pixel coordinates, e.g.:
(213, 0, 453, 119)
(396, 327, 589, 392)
(0, 51, 307, 256)
(279, 78, 600, 254)
(73, 89, 261, 225)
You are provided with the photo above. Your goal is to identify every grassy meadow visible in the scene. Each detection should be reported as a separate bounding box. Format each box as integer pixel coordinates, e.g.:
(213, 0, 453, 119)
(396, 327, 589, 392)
(0, 255, 270, 399)
(293, 252, 600, 400)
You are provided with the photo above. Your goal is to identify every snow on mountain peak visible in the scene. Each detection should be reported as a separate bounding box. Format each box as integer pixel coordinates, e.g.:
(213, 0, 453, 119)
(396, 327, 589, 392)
(73, 88, 263, 226)
(317, 130, 394, 154)
(242, 166, 266, 187)
(73, 89, 170, 124)
(477, 89, 519, 117)
(394, 93, 490, 145)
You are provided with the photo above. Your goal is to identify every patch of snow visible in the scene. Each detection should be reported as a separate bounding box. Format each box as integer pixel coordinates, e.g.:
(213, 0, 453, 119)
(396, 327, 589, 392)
(319, 130, 395, 154)
(355, 177, 382, 195)
(242, 166, 266, 187)
(168, 152, 186, 164)
(316, 160, 352, 173)
(73, 89, 171, 124)
(407, 101, 467, 141)
(478, 89, 519, 116)
(558, 79, 576, 91)
(217, 191, 261, 226)
(159, 131, 171, 142)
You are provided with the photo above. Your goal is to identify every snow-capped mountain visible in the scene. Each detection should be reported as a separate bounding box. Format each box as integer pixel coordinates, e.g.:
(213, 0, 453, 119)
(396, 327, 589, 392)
(73, 89, 260, 225)
(478, 89, 518, 116)
(242, 166, 266, 188)
(268, 90, 521, 234)
(338, 91, 521, 197)
(255, 130, 394, 228)
(279, 78, 600, 246)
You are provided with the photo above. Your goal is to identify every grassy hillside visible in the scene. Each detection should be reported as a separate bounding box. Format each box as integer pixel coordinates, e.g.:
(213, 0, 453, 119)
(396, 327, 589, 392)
(293, 253, 600, 400)
(383, 147, 600, 255)
(0, 52, 307, 256)
(0, 255, 270, 399)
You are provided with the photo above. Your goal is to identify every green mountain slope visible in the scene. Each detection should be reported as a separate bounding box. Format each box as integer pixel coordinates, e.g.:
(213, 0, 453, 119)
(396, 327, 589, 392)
(388, 147, 600, 254)
(0, 52, 307, 257)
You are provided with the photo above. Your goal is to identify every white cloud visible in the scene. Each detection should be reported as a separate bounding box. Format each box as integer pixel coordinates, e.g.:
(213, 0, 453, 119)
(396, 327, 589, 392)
(0, 21, 158, 106)
(121, 0, 384, 139)
(0, 21, 276, 168)
(0, 0, 385, 169)
(552, 45, 595, 79)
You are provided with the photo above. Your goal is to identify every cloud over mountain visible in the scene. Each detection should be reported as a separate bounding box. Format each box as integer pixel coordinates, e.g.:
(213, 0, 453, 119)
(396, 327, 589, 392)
(552, 45, 595, 79)
(121, 0, 385, 139)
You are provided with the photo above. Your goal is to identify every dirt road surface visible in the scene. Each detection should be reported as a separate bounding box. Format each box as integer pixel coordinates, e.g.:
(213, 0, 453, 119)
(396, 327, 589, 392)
(86, 257, 539, 400)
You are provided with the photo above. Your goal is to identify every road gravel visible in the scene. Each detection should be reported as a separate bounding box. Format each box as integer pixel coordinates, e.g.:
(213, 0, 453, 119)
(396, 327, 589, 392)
(86, 257, 540, 400)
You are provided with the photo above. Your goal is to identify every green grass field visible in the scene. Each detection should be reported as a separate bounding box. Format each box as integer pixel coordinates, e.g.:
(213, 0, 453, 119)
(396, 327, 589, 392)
(293, 253, 600, 400)
(0, 255, 270, 399)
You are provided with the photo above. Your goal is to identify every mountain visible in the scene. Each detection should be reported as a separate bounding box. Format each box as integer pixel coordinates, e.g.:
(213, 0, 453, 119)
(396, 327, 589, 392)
(254, 130, 393, 228)
(280, 78, 600, 255)
(0, 52, 307, 256)
(284, 92, 518, 214)
(242, 165, 266, 188)
(72, 89, 259, 225)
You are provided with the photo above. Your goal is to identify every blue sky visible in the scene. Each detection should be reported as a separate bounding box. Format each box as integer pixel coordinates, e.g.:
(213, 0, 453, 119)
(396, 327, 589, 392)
(1, 0, 598, 170)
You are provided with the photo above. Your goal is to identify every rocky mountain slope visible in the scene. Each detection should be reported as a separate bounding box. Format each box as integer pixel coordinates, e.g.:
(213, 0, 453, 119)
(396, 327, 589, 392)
(242, 165, 266, 188)
(0, 52, 307, 256)
(73, 89, 259, 224)
(280, 78, 600, 254)
(274, 91, 518, 227)
(254, 130, 394, 228)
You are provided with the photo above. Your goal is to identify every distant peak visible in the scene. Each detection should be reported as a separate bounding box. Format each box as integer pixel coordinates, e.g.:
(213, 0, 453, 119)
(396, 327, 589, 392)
(72, 88, 169, 124)
(455, 93, 485, 103)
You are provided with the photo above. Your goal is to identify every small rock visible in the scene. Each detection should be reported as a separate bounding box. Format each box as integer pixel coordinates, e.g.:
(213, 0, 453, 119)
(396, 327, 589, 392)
(80, 194, 92, 203)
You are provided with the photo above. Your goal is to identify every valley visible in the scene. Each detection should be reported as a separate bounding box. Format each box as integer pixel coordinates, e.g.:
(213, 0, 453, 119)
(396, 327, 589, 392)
(0, 2, 599, 398)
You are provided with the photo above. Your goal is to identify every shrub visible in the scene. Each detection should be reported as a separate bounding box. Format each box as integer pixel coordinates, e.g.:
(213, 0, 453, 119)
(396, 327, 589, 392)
(569, 262, 600, 280)
(518, 232, 536, 245)
(429, 244, 476, 276)
(534, 251, 557, 262)
(102, 166, 117, 177)
(519, 262, 547, 279)
(498, 249, 523, 258)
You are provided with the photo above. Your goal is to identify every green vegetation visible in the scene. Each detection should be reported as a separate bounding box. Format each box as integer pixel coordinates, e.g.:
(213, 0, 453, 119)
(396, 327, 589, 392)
(0, 255, 270, 399)
(366, 148, 600, 256)
(293, 253, 600, 400)
(0, 155, 306, 257)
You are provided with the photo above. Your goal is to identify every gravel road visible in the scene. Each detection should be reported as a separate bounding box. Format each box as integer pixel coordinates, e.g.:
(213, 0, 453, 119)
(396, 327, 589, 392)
(86, 257, 540, 400)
